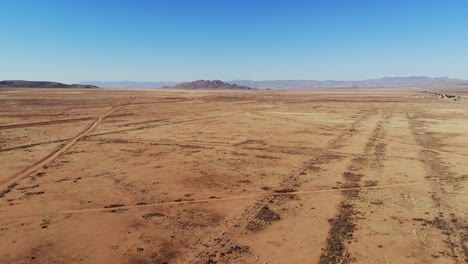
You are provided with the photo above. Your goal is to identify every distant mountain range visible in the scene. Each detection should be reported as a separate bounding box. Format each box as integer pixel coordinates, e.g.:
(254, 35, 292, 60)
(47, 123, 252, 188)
(80, 81, 179, 89)
(227, 76, 468, 89)
(81, 76, 467, 89)
(0, 80, 98, 89)
(167, 80, 253, 90)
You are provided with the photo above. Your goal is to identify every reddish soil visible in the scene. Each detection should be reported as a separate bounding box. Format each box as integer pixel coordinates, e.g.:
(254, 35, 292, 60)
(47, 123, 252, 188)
(1, 88, 467, 263)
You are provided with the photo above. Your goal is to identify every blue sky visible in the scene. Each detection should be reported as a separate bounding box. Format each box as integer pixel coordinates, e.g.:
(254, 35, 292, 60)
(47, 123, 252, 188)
(1, 0, 467, 83)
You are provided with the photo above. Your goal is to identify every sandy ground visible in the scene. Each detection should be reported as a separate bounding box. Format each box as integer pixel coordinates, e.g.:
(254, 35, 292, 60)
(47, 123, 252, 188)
(0, 88, 467, 264)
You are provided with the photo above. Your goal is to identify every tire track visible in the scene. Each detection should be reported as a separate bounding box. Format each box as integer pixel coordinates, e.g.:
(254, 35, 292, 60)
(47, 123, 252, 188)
(85, 113, 246, 138)
(83, 105, 282, 139)
(0, 97, 131, 188)
(0, 117, 95, 130)
(0, 139, 70, 152)
(190, 109, 376, 264)
(319, 111, 390, 263)
(0, 104, 277, 152)
(407, 111, 468, 263)
(258, 111, 468, 160)
(2, 177, 466, 220)
(83, 137, 233, 148)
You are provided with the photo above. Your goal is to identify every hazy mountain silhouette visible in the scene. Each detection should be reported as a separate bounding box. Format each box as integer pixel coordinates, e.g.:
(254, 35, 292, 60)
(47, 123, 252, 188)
(0, 80, 98, 89)
(80, 81, 178, 88)
(228, 76, 467, 89)
(80, 76, 467, 89)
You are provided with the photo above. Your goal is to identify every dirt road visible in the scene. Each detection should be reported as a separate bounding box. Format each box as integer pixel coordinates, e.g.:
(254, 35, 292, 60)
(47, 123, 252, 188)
(0, 97, 130, 187)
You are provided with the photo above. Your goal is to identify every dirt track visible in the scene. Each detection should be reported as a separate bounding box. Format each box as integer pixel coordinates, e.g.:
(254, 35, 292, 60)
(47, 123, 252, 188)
(0, 88, 467, 263)
(0, 97, 130, 188)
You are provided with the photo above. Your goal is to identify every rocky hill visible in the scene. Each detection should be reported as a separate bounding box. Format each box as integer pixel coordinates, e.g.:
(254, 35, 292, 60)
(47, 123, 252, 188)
(169, 80, 253, 90)
(0, 80, 99, 89)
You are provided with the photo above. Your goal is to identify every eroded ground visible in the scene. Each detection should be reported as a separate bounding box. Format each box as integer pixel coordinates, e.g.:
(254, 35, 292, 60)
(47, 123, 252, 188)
(0, 88, 467, 263)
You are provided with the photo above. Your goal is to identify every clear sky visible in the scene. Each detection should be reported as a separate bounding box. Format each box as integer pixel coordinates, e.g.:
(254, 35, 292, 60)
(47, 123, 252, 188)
(1, 0, 467, 83)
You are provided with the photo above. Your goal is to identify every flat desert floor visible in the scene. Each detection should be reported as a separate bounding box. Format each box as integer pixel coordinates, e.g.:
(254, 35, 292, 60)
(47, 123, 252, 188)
(0, 88, 467, 264)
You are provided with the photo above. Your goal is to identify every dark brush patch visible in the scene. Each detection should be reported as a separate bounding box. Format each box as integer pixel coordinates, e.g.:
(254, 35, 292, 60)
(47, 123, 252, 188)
(247, 206, 280, 231)
(319, 171, 364, 263)
(143, 212, 165, 219)
(0, 183, 18, 198)
(104, 204, 125, 208)
(273, 188, 297, 194)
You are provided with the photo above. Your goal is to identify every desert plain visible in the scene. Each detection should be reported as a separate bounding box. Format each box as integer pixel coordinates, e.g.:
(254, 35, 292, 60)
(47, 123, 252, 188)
(0, 88, 467, 264)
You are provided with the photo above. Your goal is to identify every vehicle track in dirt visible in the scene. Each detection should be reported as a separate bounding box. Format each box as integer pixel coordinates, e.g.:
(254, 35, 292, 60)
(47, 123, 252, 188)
(406, 111, 468, 263)
(83, 137, 234, 148)
(258, 111, 468, 159)
(117, 98, 194, 105)
(319, 110, 390, 263)
(85, 113, 247, 138)
(0, 117, 95, 130)
(1, 177, 466, 221)
(190, 109, 376, 264)
(0, 104, 280, 153)
(83, 105, 284, 139)
(0, 113, 68, 117)
(0, 139, 70, 152)
(0, 97, 131, 189)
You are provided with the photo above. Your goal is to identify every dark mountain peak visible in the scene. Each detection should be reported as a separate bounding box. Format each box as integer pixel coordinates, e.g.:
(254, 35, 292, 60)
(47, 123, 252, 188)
(172, 80, 253, 90)
(0, 80, 98, 89)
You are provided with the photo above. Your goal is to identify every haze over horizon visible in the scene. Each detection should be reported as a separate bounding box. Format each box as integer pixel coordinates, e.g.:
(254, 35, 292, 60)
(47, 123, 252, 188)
(1, 0, 467, 83)
(78, 76, 468, 89)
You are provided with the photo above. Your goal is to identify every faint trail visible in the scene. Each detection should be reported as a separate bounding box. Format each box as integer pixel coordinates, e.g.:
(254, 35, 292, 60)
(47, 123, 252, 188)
(0, 103, 279, 152)
(117, 98, 194, 105)
(84, 104, 283, 138)
(406, 111, 468, 263)
(0, 139, 70, 152)
(0, 97, 131, 188)
(320, 110, 390, 263)
(0, 117, 95, 130)
(85, 112, 247, 138)
(83, 137, 233, 148)
(258, 111, 468, 160)
(189, 109, 375, 264)
(1, 177, 466, 220)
